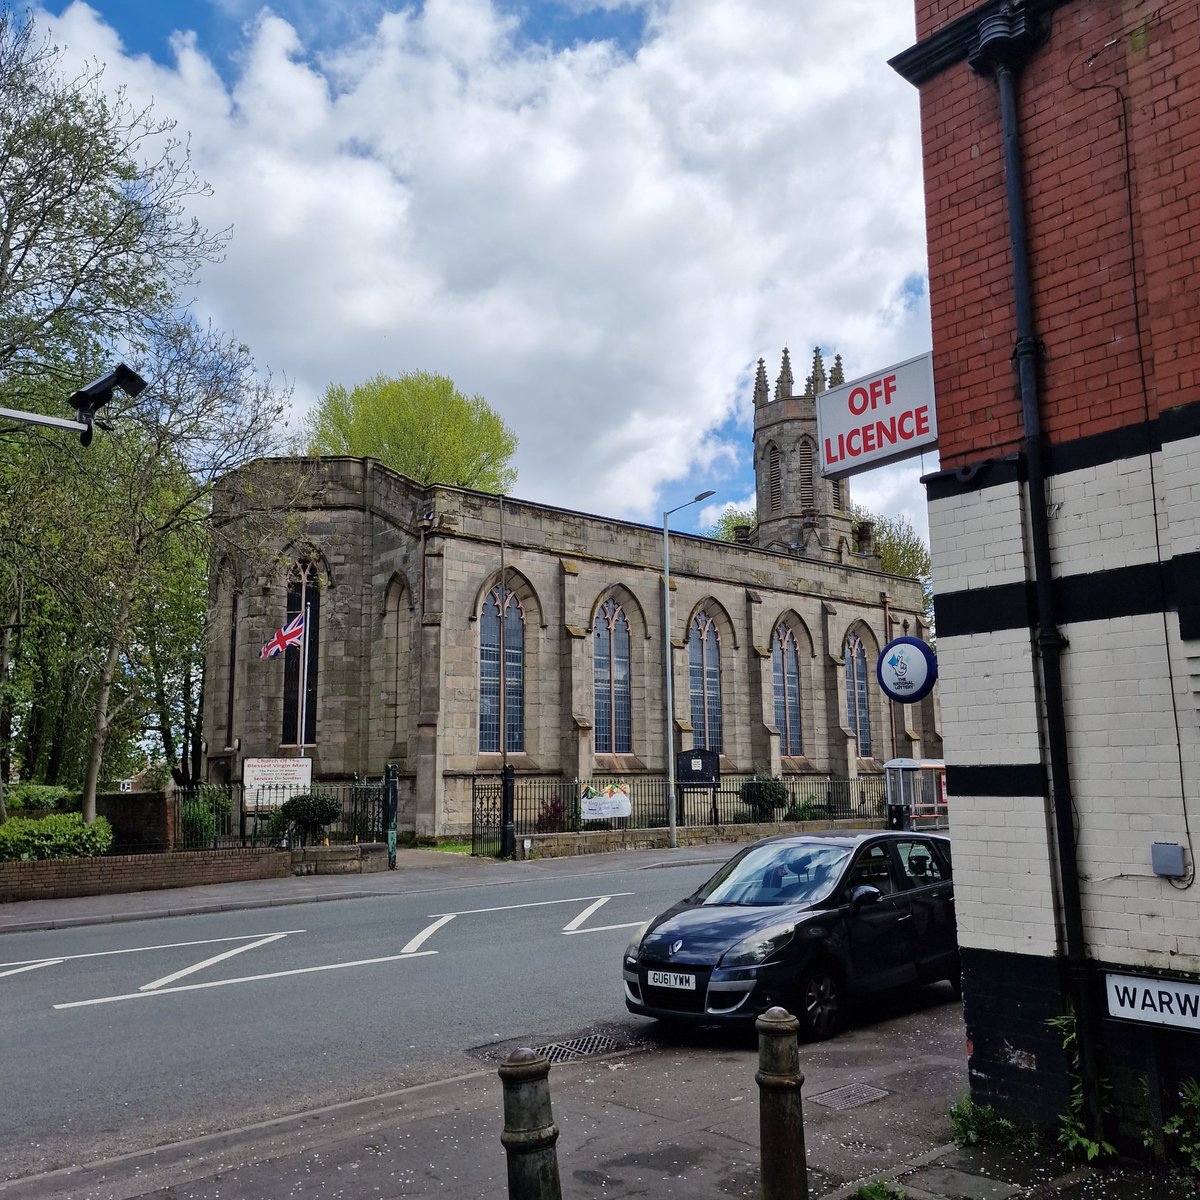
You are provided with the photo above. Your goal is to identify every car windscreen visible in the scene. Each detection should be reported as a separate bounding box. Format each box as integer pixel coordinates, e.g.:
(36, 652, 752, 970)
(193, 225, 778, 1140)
(693, 842, 852, 907)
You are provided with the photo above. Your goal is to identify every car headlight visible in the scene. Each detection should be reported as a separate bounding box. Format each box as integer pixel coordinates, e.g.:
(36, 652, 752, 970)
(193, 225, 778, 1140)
(624, 920, 652, 966)
(718, 924, 795, 969)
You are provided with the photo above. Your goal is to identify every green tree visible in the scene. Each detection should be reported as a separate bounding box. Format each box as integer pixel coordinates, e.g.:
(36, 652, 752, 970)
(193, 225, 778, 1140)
(305, 371, 518, 492)
(852, 504, 933, 618)
(706, 505, 756, 542)
(0, 10, 224, 394)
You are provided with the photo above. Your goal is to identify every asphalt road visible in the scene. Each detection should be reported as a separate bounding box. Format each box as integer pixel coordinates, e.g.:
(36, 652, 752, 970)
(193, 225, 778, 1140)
(1, 860, 718, 1180)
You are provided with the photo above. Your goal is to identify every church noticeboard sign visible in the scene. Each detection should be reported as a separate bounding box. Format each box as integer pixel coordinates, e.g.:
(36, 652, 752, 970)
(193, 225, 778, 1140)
(816, 351, 937, 479)
(1106, 972, 1200, 1030)
(243, 757, 312, 810)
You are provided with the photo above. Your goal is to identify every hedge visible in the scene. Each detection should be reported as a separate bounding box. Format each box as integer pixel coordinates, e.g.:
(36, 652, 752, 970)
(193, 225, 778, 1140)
(0, 812, 114, 861)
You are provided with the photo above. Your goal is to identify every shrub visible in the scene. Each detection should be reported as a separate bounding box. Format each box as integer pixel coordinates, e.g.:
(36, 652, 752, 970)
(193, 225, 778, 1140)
(2, 783, 79, 815)
(740, 773, 787, 821)
(784, 800, 818, 822)
(180, 800, 217, 849)
(535, 797, 568, 833)
(177, 786, 233, 849)
(0, 812, 113, 860)
(265, 790, 343, 846)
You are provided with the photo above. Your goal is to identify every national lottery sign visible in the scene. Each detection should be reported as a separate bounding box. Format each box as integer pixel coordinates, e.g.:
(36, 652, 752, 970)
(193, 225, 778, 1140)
(876, 637, 938, 704)
(816, 352, 937, 479)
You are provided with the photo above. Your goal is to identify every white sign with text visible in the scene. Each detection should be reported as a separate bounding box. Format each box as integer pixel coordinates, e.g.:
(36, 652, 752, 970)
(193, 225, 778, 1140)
(1106, 972, 1200, 1030)
(243, 757, 312, 810)
(816, 351, 938, 479)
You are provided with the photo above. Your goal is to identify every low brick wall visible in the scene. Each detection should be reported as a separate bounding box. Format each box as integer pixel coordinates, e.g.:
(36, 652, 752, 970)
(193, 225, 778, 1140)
(290, 843, 388, 875)
(0, 848, 291, 902)
(523, 817, 883, 858)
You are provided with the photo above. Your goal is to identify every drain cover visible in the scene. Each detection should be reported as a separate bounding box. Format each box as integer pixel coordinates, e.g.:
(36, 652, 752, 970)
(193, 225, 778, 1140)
(809, 1083, 889, 1110)
(468, 1027, 651, 1065)
(530, 1034, 623, 1063)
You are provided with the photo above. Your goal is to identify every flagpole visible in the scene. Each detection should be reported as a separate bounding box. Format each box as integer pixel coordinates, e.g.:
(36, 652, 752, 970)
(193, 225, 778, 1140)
(499, 495, 506, 768)
(298, 601, 310, 757)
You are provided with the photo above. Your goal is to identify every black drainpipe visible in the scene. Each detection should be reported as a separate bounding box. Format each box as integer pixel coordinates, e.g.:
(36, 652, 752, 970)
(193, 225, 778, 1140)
(968, 4, 1103, 1137)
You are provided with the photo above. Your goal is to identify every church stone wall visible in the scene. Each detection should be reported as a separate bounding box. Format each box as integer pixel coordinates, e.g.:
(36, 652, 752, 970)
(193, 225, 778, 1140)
(206, 456, 938, 837)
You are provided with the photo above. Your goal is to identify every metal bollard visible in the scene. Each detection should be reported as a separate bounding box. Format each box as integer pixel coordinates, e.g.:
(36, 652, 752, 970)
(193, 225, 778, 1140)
(756, 1006, 808, 1200)
(499, 1048, 563, 1200)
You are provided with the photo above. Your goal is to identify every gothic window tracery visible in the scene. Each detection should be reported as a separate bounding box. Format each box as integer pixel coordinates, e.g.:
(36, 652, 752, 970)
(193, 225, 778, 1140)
(480, 584, 525, 753)
(772, 622, 803, 755)
(845, 629, 872, 757)
(282, 562, 320, 746)
(593, 598, 632, 753)
(689, 611, 723, 753)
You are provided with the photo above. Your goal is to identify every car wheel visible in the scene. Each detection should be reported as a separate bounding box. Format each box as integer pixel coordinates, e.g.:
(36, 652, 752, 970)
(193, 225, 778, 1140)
(796, 961, 843, 1040)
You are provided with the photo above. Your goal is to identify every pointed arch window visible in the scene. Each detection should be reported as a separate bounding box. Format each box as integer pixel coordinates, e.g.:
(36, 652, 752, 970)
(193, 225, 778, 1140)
(772, 623, 803, 755)
(689, 611, 723, 753)
(282, 563, 320, 746)
(768, 445, 782, 513)
(594, 598, 632, 754)
(830, 477, 843, 512)
(845, 630, 872, 757)
(480, 584, 525, 753)
(799, 442, 814, 510)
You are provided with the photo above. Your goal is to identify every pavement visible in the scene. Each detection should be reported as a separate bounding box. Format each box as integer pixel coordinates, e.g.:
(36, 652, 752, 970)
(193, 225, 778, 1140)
(0, 845, 1168, 1199)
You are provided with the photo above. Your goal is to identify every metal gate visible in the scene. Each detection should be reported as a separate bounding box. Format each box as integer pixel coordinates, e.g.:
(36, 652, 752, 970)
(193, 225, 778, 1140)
(471, 774, 504, 857)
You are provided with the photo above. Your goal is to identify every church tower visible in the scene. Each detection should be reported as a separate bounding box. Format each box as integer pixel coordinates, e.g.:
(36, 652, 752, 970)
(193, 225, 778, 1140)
(752, 347, 855, 557)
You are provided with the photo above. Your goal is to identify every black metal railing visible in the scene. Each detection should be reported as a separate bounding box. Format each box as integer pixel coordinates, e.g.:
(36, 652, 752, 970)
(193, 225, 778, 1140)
(171, 778, 388, 851)
(470, 773, 886, 857)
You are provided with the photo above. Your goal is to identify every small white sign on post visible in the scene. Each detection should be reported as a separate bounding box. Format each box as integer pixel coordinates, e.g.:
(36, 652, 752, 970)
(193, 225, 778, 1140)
(243, 757, 312, 810)
(816, 351, 938, 479)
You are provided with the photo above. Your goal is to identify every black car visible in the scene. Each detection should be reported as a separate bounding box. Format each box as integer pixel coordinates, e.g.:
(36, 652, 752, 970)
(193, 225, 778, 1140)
(623, 830, 958, 1039)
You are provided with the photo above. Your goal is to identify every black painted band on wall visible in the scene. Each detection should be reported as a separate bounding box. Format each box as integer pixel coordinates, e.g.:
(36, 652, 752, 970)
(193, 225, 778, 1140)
(946, 763, 1047, 798)
(933, 555, 1197, 639)
(923, 397, 1200, 506)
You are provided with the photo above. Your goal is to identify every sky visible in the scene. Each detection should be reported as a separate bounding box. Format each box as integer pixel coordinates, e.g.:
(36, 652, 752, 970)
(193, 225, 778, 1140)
(35, 0, 937, 538)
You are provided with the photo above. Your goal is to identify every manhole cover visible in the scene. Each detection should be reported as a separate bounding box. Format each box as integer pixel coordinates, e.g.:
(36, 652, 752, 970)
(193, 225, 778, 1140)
(809, 1083, 889, 1110)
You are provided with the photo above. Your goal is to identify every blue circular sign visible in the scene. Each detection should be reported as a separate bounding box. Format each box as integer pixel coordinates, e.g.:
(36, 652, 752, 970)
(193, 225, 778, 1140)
(876, 637, 938, 704)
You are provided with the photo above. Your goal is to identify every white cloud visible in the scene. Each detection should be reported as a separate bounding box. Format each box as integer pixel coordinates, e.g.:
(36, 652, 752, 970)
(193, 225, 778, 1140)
(38, 0, 935, 530)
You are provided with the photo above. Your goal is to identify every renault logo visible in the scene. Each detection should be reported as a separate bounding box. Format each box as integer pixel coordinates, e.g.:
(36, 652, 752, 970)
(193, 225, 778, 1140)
(670, 939, 683, 955)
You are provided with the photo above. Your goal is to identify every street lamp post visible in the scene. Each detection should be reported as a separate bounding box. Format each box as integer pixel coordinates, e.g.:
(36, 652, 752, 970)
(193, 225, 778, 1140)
(663, 489, 715, 849)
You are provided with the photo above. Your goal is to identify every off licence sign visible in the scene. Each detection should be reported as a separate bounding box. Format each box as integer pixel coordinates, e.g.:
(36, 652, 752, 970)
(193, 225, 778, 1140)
(816, 351, 937, 479)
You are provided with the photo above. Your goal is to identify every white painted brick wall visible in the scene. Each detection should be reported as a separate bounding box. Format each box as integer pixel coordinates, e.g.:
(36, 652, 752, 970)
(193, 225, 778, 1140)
(929, 481, 1028, 594)
(1047, 457, 1162, 575)
(936, 629, 1043, 764)
(949, 792, 1060, 957)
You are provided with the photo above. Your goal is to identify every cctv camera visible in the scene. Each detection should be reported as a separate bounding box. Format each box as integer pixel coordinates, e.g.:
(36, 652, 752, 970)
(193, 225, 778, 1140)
(69, 363, 148, 445)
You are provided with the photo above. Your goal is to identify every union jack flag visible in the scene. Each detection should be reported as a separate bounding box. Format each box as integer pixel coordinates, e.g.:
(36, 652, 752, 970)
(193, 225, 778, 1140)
(260, 611, 305, 659)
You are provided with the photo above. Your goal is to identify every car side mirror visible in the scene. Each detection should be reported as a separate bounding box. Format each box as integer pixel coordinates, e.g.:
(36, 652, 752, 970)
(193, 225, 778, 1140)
(850, 884, 883, 913)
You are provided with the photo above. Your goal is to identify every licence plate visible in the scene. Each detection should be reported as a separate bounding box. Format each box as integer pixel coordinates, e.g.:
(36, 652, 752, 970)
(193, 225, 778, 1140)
(648, 970, 695, 990)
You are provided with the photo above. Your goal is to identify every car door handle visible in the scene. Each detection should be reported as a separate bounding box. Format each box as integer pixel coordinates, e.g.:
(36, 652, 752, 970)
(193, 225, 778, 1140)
(897, 913, 912, 922)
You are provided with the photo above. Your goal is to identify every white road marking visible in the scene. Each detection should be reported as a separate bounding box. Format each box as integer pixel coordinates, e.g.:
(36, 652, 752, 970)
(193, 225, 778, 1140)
(0, 931, 306, 970)
(562, 897, 610, 932)
(54, 951, 437, 1009)
(400, 914, 456, 955)
(562, 922, 646, 935)
(431, 893, 633, 917)
(140, 933, 290, 991)
(0, 959, 62, 978)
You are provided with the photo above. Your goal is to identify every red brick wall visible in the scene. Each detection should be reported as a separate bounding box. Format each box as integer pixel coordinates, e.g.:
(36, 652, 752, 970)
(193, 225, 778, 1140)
(915, 1, 1200, 467)
(0, 848, 291, 902)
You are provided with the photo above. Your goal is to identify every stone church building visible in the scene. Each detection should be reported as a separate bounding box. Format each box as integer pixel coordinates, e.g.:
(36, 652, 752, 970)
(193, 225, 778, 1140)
(203, 349, 940, 835)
